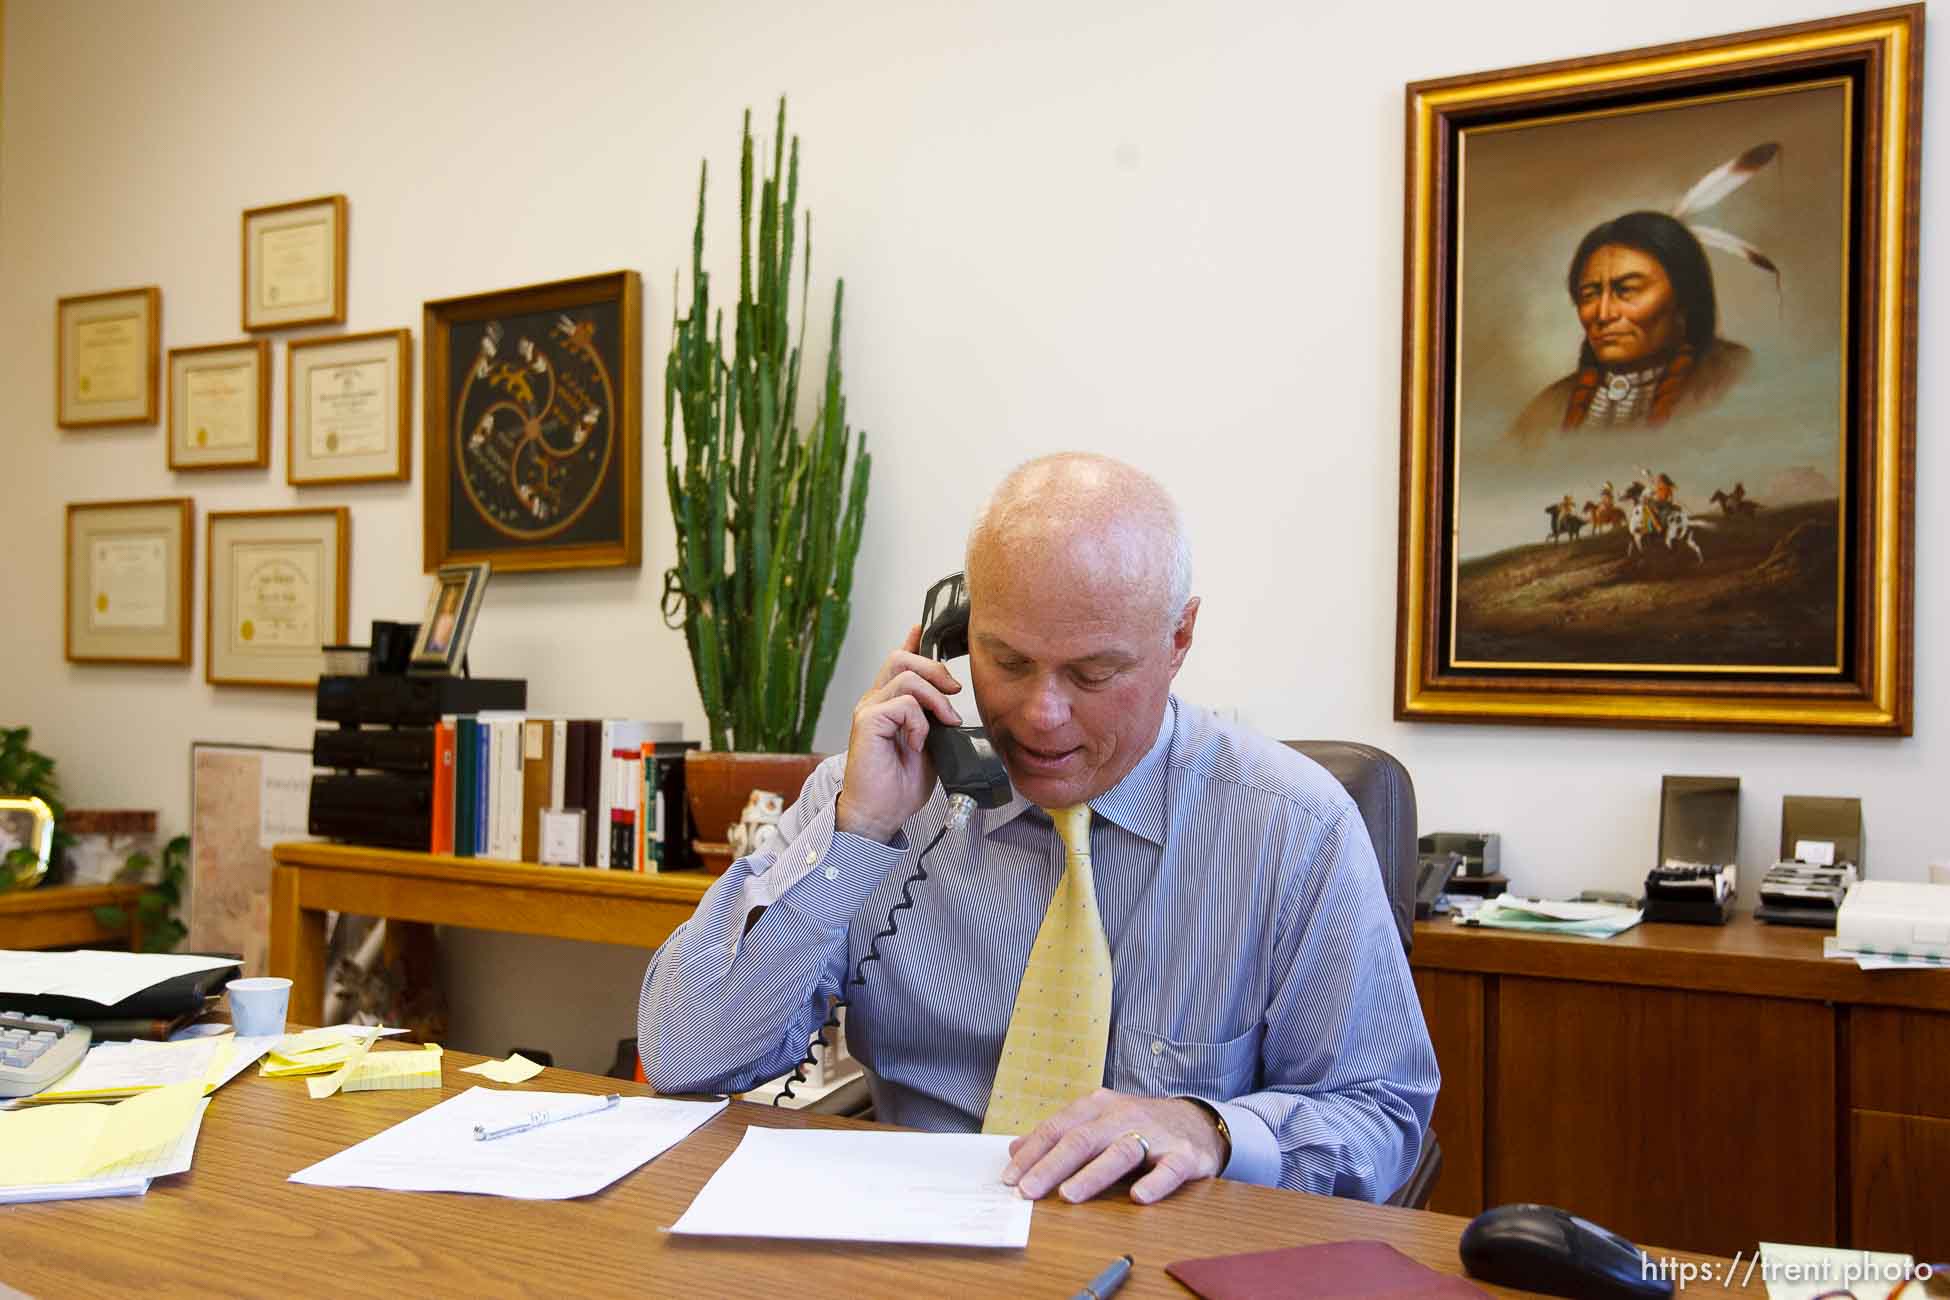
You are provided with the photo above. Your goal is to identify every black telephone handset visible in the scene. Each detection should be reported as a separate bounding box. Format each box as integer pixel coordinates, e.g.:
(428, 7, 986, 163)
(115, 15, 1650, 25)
(918, 572, 1012, 815)
(773, 574, 1003, 1107)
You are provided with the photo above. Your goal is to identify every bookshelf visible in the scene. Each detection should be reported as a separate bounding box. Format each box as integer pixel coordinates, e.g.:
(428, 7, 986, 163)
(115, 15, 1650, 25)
(268, 843, 713, 1025)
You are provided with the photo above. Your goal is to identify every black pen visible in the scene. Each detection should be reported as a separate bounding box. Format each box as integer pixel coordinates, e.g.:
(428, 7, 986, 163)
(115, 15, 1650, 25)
(1072, 1253, 1133, 1300)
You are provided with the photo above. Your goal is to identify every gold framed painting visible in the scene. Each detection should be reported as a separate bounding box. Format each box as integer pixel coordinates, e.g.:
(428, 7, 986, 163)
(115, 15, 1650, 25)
(241, 194, 347, 332)
(1396, 6, 1920, 735)
(287, 328, 411, 485)
(422, 271, 642, 573)
(168, 340, 271, 471)
(206, 507, 350, 688)
(57, 287, 160, 428)
(66, 497, 193, 665)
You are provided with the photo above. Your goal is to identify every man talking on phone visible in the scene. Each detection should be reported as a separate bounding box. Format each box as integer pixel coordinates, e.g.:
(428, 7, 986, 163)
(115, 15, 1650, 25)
(640, 453, 1437, 1204)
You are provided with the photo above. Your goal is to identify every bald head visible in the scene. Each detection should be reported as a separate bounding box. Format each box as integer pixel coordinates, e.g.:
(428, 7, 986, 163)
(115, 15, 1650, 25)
(964, 453, 1192, 640)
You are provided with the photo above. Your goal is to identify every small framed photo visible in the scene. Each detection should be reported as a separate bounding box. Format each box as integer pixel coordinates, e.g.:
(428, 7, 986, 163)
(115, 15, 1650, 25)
(410, 561, 490, 673)
(66, 497, 194, 665)
(0, 796, 57, 889)
(168, 340, 270, 471)
(57, 286, 160, 428)
(206, 507, 350, 688)
(287, 329, 411, 485)
(242, 194, 347, 332)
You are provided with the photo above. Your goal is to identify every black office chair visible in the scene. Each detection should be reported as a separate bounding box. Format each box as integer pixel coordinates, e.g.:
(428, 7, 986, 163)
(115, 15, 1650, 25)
(1283, 740, 1442, 1211)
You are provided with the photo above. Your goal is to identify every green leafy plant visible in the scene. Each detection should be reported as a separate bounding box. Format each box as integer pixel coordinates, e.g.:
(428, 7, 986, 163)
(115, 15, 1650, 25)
(93, 834, 190, 953)
(662, 97, 872, 753)
(0, 726, 67, 892)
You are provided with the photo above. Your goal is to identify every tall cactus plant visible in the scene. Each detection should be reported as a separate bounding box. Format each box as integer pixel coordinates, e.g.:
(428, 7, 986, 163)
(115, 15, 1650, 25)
(663, 99, 872, 753)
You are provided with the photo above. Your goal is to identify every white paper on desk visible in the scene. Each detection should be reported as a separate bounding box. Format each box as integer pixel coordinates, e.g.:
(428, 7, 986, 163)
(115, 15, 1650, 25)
(669, 1127, 1032, 1249)
(1822, 937, 1950, 971)
(288, 1086, 725, 1200)
(20, 1036, 229, 1101)
(0, 950, 239, 1006)
(0, 1098, 210, 1204)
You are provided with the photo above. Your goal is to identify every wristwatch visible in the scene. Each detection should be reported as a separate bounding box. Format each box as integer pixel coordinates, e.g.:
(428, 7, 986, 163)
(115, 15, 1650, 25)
(1180, 1095, 1233, 1172)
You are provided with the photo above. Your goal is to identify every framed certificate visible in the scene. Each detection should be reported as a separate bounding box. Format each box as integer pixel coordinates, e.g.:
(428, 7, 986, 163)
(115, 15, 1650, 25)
(168, 340, 270, 471)
(57, 287, 161, 428)
(66, 497, 193, 665)
(241, 195, 347, 332)
(287, 329, 411, 485)
(206, 507, 350, 688)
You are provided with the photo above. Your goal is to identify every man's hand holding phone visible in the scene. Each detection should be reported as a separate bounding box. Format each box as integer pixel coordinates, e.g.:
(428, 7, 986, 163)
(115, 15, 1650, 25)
(833, 626, 965, 844)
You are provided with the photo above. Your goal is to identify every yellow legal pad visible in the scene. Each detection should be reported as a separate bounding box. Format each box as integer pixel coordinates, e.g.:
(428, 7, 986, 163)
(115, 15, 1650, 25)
(306, 1037, 443, 1100)
(0, 1082, 201, 1187)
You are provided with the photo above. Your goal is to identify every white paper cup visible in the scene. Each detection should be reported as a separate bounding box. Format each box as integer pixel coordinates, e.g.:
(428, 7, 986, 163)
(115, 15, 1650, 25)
(226, 977, 293, 1037)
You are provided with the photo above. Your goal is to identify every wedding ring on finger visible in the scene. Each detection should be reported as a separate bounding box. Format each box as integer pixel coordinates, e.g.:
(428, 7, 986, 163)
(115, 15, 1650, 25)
(1124, 1130, 1152, 1165)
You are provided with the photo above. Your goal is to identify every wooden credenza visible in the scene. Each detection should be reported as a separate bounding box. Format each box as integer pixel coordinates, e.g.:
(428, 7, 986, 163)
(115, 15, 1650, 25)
(1410, 913, 1950, 1260)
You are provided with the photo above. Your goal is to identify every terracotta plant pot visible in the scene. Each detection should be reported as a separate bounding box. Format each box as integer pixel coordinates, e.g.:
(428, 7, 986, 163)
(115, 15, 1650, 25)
(684, 751, 827, 875)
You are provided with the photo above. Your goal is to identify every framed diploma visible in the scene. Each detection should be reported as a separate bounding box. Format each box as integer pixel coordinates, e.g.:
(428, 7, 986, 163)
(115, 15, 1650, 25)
(241, 195, 347, 332)
(423, 271, 642, 573)
(57, 287, 161, 428)
(66, 497, 193, 665)
(168, 340, 271, 471)
(206, 507, 350, 688)
(287, 329, 411, 485)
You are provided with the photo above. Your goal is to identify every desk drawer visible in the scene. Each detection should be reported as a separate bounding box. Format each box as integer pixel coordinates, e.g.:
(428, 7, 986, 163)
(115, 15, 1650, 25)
(1851, 1110, 1950, 1259)
(1851, 1008, 1950, 1119)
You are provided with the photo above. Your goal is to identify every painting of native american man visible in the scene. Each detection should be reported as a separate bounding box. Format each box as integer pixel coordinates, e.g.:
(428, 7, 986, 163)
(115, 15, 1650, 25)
(1447, 80, 1850, 672)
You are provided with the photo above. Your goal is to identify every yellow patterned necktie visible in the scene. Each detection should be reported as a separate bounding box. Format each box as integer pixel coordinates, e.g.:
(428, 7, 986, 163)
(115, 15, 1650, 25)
(982, 804, 1113, 1136)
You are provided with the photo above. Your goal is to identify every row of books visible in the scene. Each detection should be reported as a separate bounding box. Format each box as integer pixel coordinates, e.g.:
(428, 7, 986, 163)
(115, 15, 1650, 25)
(429, 717, 698, 871)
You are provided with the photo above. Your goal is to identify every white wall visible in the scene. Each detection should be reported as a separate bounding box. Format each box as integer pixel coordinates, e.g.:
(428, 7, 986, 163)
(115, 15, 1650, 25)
(1, 0, 1941, 1071)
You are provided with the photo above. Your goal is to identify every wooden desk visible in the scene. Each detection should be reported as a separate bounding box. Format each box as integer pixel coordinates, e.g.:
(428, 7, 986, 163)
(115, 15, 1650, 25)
(268, 844, 712, 1025)
(0, 1044, 1758, 1297)
(0, 882, 140, 951)
(1411, 913, 1950, 1261)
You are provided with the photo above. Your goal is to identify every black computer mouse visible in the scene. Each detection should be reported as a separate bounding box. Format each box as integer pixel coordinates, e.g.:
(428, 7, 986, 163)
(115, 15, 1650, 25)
(1459, 1203, 1675, 1299)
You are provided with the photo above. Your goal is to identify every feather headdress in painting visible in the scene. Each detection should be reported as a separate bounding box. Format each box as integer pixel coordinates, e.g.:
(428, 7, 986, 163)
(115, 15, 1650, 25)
(1670, 142, 1781, 287)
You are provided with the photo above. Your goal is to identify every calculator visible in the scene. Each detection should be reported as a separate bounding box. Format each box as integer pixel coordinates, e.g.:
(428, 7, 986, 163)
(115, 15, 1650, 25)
(0, 1013, 92, 1098)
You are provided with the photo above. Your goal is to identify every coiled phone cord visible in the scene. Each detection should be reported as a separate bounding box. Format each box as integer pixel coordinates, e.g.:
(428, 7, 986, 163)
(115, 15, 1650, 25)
(773, 817, 957, 1105)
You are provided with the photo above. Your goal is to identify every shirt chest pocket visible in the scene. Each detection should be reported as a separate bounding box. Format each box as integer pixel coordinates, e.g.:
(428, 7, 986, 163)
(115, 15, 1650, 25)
(1113, 1022, 1262, 1100)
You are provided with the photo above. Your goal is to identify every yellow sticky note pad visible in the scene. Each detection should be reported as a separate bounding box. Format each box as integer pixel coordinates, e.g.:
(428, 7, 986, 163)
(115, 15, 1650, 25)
(304, 1031, 380, 1100)
(341, 1045, 442, 1093)
(459, 1053, 545, 1084)
(308, 1041, 441, 1099)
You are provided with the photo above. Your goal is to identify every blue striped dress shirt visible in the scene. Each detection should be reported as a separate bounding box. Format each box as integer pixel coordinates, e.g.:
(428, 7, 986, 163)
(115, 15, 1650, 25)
(639, 697, 1439, 1201)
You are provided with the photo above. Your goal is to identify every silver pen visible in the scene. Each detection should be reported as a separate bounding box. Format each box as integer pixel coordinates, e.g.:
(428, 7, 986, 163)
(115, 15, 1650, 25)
(472, 1093, 620, 1142)
(1072, 1254, 1133, 1300)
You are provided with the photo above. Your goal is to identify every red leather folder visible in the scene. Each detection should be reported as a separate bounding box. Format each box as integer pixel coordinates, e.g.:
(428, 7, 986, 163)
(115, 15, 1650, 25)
(1166, 1239, 1487, 1299)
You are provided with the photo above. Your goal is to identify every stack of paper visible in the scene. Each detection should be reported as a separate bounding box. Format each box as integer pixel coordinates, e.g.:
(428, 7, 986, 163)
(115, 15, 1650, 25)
(1823, 937, 1950, 971)
(14, 1036, 236, 1105)
(1460, 896, 1643, 939)
(0, 1082, 207, 1203)
(290, 1086, 726, 1199)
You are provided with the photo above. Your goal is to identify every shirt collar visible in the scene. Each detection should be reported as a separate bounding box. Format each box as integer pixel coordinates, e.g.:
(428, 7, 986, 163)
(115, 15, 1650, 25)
(979, 697, 1175, 847)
